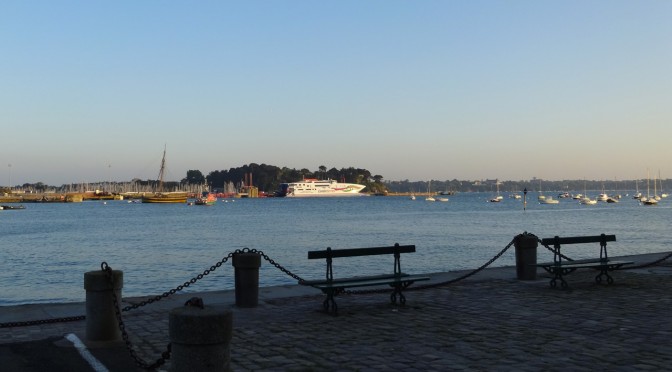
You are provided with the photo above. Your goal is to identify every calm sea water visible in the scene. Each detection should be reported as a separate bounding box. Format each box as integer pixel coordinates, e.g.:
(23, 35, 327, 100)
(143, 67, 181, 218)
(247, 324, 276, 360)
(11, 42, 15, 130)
(2, 192, 671, 305)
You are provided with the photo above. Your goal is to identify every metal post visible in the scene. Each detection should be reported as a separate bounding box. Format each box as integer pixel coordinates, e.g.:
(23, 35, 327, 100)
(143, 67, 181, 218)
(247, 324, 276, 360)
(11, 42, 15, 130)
(523, 187, 528, 211)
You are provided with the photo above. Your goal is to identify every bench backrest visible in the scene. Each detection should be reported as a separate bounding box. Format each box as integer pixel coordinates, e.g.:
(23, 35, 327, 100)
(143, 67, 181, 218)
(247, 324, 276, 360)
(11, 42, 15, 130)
(308, 244, 416, 259)
(540, 234, 615, 246)
(308, 243, 415, 281)
(541, 234, 615, 263)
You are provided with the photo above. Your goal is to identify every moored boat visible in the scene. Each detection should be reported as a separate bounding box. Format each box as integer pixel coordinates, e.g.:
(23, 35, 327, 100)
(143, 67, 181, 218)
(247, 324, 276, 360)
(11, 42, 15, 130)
(275, 178, 366, 197)
(0, 205, 26, 210)
(141, 146, 188, 204)
(539, 196, 559, 204)
(195, 193, 217, 205)
(142, 193, 188, 203)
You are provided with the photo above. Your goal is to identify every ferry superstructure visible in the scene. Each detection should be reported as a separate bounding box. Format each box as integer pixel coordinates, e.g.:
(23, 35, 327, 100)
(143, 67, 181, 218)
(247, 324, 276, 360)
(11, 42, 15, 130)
(275, 179, 366, 197)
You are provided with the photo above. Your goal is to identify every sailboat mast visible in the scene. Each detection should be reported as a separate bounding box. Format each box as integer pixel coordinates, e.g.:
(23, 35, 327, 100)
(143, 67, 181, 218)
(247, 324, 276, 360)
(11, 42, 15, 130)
(157, 145, 166, 193)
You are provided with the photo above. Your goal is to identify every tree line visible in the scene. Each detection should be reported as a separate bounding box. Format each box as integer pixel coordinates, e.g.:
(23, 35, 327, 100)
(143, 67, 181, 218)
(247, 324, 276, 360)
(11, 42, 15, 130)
(183, 164, 388, 194)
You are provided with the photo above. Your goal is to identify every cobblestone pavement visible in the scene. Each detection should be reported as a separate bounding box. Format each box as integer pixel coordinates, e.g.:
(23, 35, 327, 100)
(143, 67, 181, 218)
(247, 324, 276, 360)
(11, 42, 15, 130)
(2, 262, 672, 371)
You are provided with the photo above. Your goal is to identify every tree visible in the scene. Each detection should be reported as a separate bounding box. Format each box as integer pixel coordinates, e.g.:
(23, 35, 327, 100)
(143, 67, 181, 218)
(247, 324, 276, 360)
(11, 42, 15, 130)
(183, 170, 205, 185)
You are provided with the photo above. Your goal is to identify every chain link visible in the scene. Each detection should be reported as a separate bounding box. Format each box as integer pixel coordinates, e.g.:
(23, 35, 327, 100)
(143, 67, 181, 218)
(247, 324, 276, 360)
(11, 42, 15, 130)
(535, 235, 575, 262)
(0, 315, 85, 328)
(343, 238, 517, 294)
(616, 250, 672, 270)
(103, 262, 172, 370)
(251, 248, 308, 283)
(121, 251, 236, 312)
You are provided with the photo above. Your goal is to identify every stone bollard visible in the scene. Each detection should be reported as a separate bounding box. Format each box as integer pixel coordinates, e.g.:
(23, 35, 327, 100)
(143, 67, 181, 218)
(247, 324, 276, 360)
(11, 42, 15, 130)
(169, 304, 233, 372)
(232, 251, 261, 307)
(84, 269, 123, 341)
(514, 232, 538, 280)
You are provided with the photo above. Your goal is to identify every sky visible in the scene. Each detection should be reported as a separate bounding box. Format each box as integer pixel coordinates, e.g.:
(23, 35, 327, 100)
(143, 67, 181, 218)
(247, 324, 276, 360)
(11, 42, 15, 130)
(1, 1, 670, 186)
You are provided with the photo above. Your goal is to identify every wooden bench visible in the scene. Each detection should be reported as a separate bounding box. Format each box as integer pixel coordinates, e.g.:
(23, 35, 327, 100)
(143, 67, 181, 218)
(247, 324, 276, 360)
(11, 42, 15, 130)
(537, 234, 633, 289)
(305, 243, 430, 315)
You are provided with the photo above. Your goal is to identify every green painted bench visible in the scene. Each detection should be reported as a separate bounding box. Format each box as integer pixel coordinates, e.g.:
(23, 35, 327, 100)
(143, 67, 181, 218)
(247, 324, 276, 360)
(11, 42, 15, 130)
(305, 244, 429, 315)
(537, 234, 633, 289)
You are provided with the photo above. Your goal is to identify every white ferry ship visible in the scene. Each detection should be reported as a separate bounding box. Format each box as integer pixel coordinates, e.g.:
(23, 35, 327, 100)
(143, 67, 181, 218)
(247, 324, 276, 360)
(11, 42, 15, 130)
(275, 179, 366, 197)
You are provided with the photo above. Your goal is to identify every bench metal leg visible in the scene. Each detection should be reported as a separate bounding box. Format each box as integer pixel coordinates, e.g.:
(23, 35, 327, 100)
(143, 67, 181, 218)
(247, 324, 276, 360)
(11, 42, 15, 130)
(322, 289, 339, 315)
(595, 269, 614, 285)
(548, 268, 574, 289)
(389, 281, 415, 305)
(549, 271, 568, 289)
(390, 284, 406, 305)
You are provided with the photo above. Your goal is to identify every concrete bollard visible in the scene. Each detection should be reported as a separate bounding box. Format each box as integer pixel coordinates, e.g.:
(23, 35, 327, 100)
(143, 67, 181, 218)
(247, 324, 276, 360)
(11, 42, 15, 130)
(84, 269, 123, 341)
(169, 305, 233, 372)
(514, 232, 538, 280)
(232, 252, 261, 307)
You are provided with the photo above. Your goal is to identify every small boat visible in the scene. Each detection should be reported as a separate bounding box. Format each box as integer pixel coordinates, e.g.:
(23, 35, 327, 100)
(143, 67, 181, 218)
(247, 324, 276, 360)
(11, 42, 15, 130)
(539, 196, 559, 204)
(642, 198, 658, 205)
(0, 205, 26, 210)
(580, 197, 597, 205)
(436, 197, 449, 202)
(195, 193, 217, 206)
(425, 181, 435, 201)
(642, 169, 658, 206)
(489, 180, 503, 202)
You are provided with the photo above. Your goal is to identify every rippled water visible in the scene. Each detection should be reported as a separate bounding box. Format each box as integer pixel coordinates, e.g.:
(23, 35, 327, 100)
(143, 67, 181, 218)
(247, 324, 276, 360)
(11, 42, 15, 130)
(2, 193, 670, 305)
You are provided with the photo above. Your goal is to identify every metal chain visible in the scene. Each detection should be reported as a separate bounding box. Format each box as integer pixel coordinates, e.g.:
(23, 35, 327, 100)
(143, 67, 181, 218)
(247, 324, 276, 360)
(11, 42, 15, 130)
(0, 315, 85, 328)
(252, 248, 308, 283)
(103, 262, 171, 370)
(536, 236, 575, 262)
(121, 251, 237, 312)
(616, 250, 672, 270)
(533, 235, 672, 270)
(344, 238, 516, 294)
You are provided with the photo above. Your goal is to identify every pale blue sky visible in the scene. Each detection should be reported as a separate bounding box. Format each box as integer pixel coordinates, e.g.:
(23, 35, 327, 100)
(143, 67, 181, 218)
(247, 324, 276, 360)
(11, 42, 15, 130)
(1, 1, 670, 186)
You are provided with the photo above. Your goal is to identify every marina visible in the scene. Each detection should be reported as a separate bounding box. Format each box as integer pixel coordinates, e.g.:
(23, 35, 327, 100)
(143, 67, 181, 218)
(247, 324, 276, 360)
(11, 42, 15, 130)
(1, 192, 670, 306)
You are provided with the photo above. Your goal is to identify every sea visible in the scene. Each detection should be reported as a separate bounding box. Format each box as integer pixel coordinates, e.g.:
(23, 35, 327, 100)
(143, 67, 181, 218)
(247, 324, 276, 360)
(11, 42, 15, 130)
(2, 192, 671, 306)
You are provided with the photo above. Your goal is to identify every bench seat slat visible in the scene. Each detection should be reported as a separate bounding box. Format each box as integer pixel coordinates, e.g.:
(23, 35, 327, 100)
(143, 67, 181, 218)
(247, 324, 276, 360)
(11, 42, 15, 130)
(303, 273, 410, 286)
(538, 260, 633, 270)
(311, 275, 430, 290)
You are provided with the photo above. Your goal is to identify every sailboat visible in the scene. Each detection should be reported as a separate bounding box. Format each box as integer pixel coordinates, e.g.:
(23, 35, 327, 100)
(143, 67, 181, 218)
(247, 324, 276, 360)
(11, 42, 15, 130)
(489, 180, 503, 203)
(141, 146, 188, 204)
(537, 180, 546, 201)
(658, 170, 668, 199)
(425, 181, 435, 202)
(642, 169, 658, 206)
(579, 180, 597, 205)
